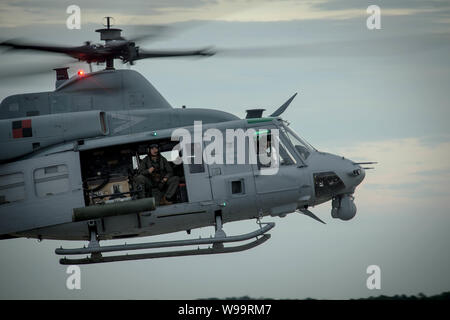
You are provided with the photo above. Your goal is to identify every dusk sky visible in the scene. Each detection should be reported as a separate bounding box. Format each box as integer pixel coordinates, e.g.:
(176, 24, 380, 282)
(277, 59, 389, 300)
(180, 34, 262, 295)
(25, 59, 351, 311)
(0, 0, 449, 299)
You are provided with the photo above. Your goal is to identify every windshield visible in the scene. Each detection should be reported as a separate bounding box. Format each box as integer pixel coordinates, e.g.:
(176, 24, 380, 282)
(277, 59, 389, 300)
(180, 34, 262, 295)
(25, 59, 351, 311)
(280, 124, 316, 159)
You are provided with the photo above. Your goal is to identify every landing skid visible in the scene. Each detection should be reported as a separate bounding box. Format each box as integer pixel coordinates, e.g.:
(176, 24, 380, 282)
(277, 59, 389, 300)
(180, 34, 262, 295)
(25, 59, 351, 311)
(59, 234, 271, 265)
(56, 222, 275, 265)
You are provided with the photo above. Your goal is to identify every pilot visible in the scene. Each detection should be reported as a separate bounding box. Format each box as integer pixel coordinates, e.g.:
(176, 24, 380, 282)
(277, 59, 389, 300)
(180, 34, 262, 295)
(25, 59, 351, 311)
(135, 143, 179, 205)
(257, 134, 272, 167)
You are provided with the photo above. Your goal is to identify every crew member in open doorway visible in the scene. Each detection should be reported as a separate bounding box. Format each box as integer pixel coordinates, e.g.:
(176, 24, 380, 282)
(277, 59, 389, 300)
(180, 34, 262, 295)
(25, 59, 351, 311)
(135, 143, 179, 205)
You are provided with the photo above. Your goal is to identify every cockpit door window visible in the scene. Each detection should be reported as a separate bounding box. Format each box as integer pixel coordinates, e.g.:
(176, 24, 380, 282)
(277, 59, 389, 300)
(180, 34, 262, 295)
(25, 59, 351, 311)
(253, 129, 296, 168)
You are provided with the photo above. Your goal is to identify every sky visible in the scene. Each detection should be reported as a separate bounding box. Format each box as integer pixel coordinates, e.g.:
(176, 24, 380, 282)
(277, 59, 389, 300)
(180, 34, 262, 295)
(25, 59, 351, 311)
(0, 0, 450, 299)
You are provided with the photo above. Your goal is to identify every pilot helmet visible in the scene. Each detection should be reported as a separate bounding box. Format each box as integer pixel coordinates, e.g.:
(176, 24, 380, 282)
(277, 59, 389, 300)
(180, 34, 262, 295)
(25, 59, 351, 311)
(148, 143, 159, 153)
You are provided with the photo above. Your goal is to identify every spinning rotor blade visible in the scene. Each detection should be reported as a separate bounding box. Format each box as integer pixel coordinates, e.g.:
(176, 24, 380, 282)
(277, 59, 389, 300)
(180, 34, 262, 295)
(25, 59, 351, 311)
(212, 33, 450, 58)
(135, 47, 215, 60)
(0, 39, 92, 60)
(125, 25, 172, 43)
(0, 57, 79, 83)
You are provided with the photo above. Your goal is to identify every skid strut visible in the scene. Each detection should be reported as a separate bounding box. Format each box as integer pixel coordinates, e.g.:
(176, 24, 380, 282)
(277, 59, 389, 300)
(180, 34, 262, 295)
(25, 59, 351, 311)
(56, 222, 275, 265)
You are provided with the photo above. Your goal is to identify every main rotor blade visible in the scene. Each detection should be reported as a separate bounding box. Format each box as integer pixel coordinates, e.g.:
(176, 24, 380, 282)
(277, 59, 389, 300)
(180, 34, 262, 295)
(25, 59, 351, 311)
(0, 56, 84, 83)
(125, 25, 172, 43)
(213, 33, 450, 58)
(135, 47, 215, 60)
(0, 39, 87, 56)
(0, 39, 102, 65)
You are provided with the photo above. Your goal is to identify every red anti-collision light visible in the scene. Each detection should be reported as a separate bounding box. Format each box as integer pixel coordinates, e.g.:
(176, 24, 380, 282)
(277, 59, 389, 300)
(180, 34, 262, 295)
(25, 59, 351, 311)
(77, 69, 85, 76)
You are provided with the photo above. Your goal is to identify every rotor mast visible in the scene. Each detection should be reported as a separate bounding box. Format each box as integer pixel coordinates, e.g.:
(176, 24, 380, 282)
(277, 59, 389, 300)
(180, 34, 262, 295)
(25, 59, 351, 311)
(95, 17, 122, 70)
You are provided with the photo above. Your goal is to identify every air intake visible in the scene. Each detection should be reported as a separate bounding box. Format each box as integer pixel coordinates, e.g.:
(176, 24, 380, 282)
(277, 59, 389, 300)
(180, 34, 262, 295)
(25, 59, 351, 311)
(245, 109, 266, 119)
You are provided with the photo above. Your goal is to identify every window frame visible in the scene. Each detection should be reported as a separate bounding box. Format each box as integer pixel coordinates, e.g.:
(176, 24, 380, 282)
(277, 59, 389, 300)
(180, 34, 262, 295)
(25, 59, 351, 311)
(277, 123, 312, 166)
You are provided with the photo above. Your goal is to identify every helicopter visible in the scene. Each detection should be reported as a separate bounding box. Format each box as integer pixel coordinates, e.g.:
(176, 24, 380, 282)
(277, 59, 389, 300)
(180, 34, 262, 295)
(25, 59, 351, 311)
(0, 18, 374, 265)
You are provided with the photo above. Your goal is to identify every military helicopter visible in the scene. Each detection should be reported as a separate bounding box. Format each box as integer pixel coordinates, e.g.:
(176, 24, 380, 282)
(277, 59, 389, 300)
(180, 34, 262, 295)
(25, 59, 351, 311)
(0, 18, 374, 264)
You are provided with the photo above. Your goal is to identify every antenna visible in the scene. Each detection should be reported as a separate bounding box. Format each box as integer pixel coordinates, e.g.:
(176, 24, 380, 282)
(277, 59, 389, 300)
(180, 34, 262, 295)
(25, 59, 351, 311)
(103, 16, 114, 29)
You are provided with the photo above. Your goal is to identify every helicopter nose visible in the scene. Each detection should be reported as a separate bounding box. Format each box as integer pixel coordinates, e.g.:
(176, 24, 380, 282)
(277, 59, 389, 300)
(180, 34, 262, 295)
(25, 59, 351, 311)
(356, 166, 365, 185)
(347, 164, 365, 188)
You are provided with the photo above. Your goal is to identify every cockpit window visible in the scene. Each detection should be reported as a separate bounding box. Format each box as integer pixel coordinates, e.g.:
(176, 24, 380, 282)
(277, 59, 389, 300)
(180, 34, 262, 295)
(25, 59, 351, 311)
(277, 138, 296, 166)
(280, 125, 315, 160)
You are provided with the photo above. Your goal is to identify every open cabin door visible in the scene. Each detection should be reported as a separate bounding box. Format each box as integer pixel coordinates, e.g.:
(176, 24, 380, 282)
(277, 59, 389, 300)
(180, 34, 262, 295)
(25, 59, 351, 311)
(0, 151, 84, 235)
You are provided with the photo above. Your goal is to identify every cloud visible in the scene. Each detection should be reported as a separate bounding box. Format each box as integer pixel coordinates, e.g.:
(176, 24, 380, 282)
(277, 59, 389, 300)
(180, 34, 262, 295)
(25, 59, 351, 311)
(2, 0, 449, 28)
(311, 0, 450, 11)
(0, 0, 218, 27)
(5, 0, 213, 12)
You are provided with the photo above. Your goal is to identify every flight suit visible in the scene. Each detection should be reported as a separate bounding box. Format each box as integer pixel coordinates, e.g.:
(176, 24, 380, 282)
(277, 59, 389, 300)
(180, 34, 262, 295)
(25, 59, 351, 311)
(135, 155, 179, 203)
